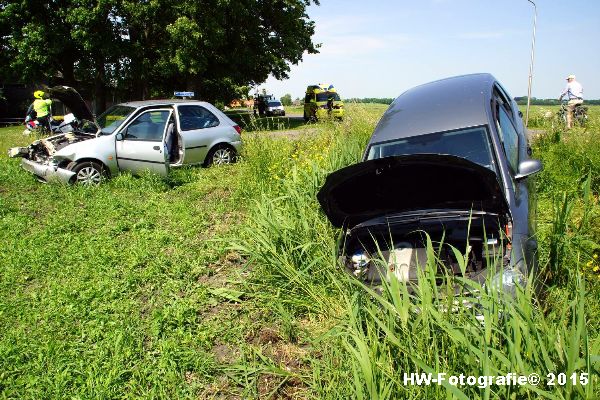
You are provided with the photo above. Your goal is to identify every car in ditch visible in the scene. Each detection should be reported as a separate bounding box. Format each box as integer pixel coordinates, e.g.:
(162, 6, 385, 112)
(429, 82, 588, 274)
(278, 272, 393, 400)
(317, 73, 542, 298)
(9, 87, 243, 185)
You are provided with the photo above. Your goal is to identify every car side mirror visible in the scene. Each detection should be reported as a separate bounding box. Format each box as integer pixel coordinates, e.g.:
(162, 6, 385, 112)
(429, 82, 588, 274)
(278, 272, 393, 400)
(514, 159, 543, 181)
(115, 132, 124, 141)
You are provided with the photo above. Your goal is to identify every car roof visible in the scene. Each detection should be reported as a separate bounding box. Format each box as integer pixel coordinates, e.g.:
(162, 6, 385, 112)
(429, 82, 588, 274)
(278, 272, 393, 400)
(119, 99, 213, 108)
(368, 73, 497, 144)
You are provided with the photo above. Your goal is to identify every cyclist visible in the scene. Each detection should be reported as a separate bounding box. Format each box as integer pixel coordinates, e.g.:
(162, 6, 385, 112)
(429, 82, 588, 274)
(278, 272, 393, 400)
(558, 75, 583, 129)
(32, 90, 53, 132)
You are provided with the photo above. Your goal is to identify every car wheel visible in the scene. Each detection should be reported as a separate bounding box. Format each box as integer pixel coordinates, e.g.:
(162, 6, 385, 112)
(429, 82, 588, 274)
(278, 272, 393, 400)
(69, 161, 106, 185)
(206, 145, 236, 166)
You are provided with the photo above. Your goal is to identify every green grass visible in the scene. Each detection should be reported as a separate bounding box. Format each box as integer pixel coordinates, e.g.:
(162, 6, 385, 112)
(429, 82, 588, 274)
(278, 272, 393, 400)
(0, 105, 599, 398)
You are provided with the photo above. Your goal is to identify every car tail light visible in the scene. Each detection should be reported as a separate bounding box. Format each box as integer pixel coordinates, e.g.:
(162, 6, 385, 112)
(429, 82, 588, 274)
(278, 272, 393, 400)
(233, 125, 242, 134)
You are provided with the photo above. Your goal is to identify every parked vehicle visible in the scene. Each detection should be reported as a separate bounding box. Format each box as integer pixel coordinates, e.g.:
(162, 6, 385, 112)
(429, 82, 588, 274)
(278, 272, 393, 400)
(317, 73, 542, 302)
(303, 84, 344, 121)
(253, 93, 275, 117)
(9, 87, 243, 185)
(265, 100, 286, 116)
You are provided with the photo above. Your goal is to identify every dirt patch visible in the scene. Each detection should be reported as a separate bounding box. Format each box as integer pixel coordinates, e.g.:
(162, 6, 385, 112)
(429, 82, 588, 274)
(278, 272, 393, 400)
(198, 251, 247, 287)
(199, 375, 242, 400)
(245, 326, 281, 346)
(212, 343, 240, 364)
(257, 374, 309, 400)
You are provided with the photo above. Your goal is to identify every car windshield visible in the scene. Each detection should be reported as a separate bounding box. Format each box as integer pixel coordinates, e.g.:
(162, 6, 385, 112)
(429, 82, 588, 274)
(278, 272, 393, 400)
(268, 101, 282, 107)
(366, 126, 496, 170)
(96, 105, 135, 135)
(316, 92, 341, 102)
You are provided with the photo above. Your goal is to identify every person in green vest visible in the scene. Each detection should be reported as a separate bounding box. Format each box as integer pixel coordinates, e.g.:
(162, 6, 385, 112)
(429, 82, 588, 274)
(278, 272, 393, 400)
(33, 90, 53, 132)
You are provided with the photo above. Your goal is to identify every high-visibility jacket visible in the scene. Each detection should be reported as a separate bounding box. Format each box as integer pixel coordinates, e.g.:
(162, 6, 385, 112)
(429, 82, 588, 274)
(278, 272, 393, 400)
(33, 99, 52, 118)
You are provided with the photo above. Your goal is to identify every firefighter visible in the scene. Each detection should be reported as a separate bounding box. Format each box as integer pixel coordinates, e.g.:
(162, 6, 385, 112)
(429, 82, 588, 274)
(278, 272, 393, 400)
(33, 90, 53, 132)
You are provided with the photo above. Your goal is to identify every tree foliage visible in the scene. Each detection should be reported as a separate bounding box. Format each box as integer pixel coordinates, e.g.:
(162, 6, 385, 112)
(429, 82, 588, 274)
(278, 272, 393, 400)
(0, 0, 319, 112)
(280, 93, 292, 106)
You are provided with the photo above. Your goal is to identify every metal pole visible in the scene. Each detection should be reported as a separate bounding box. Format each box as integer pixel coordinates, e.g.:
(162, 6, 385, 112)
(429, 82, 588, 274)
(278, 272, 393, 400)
(525, 0, 537, 127)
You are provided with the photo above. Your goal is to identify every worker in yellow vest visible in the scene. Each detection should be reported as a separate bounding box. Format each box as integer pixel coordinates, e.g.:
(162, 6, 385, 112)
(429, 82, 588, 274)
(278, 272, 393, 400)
(33, 90, 53, 132)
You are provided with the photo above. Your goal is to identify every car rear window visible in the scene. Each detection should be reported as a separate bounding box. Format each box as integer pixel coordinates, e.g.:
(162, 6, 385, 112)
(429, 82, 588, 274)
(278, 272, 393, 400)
(178, 105, 220, 131)
(366, 126, 496, 171)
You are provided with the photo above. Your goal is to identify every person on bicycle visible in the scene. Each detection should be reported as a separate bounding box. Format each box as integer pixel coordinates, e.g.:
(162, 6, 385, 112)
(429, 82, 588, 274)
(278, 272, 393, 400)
(558, 74, 583, 129)
(32, 90, 53, 132)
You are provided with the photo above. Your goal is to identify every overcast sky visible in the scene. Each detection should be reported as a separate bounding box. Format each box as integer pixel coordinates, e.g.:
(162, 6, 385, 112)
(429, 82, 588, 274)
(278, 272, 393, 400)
(260, 0, 600, 101)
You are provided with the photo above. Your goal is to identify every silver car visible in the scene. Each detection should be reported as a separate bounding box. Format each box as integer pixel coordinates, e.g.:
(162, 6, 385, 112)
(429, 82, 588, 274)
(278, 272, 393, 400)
(9, 87, 243, 184)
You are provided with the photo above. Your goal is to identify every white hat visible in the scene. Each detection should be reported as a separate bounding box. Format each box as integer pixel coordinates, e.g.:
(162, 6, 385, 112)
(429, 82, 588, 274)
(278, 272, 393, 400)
(566, 74, 576, 80)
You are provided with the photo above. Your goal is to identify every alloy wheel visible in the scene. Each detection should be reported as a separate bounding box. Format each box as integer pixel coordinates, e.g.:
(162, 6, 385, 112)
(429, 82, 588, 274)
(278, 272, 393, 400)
(212, 148, 232, 165)
(76, 166, 102, 185)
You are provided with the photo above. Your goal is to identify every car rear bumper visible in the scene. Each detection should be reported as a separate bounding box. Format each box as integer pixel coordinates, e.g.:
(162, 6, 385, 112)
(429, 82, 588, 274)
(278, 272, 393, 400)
(21, 158, 75, 183)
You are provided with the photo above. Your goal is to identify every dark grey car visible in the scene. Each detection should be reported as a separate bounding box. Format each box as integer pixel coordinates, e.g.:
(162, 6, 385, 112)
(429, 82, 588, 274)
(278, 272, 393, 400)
(317, 73, 542, 296)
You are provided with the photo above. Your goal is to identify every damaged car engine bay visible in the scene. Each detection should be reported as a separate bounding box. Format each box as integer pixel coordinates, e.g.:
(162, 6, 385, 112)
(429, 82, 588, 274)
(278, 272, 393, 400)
(341, 211, 511, 286)
(9, 132, 96, 165)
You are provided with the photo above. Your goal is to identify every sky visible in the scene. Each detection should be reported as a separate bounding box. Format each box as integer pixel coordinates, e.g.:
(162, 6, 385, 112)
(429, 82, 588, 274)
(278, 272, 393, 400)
(260, 0, 600, 101)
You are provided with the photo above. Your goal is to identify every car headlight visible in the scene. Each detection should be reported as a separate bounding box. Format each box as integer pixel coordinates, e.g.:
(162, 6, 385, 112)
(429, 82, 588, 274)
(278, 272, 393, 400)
(349, 250, 370, 276)
(488, 268, 526, 298)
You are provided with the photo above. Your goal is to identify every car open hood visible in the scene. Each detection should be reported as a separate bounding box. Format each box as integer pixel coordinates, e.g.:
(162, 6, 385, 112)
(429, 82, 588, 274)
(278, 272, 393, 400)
(47, 86, 95, 122)
(317, 154, 510, 228)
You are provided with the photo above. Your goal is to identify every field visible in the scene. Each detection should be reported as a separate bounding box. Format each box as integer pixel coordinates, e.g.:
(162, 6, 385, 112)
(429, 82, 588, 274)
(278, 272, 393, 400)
(0, 104, 599, 399)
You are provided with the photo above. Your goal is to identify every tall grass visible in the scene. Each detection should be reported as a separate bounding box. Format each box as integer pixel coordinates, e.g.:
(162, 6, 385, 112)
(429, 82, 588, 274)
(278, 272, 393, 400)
(234, 106, 600, 398)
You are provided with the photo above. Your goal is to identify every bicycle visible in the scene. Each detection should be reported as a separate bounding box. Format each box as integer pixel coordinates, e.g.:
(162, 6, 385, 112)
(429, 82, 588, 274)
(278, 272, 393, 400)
(557, 100, 588, 127)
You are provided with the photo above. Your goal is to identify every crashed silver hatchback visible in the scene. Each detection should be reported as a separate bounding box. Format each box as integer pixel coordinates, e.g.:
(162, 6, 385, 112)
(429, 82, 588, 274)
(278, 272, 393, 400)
(9, 87, 243, 184)
(318, 73, 542, 298)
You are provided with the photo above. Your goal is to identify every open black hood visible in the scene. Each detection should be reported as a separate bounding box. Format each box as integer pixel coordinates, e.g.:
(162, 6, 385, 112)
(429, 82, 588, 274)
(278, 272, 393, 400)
(317, 154, 510, 228)
(47, 86, 95, 122)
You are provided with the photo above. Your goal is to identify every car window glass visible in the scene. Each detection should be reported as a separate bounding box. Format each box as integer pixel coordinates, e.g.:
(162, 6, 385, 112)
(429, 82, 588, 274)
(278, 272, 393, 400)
(178, 105, 220, 131)
(366, 126, 496, 171)
(125, 110, 170, 141)
(97, 105, 135, 135)
(496, 106, 519, 173)
(494, 87, 514, 122)
(304, 93, 312, 103)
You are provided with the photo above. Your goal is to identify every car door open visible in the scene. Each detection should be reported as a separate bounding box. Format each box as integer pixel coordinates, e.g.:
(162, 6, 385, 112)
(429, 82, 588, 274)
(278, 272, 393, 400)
(115, 109, 171, 176)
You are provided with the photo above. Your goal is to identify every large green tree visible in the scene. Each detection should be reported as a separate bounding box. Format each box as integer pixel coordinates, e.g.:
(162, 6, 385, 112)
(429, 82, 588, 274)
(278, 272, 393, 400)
(0, 0, 319, 112)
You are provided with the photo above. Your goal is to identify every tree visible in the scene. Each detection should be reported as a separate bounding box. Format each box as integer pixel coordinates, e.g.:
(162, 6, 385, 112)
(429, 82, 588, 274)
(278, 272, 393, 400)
(280, 93, 292, 106)
(1, 0, 320, 112)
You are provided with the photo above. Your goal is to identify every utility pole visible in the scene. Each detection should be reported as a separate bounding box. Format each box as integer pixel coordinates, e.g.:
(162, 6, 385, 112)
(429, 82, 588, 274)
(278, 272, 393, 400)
(525, 0, 537, 127)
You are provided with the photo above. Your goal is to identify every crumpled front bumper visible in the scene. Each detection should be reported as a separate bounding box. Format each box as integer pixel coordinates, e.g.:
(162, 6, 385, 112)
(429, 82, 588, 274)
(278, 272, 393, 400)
(21, 158, 75, 183)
